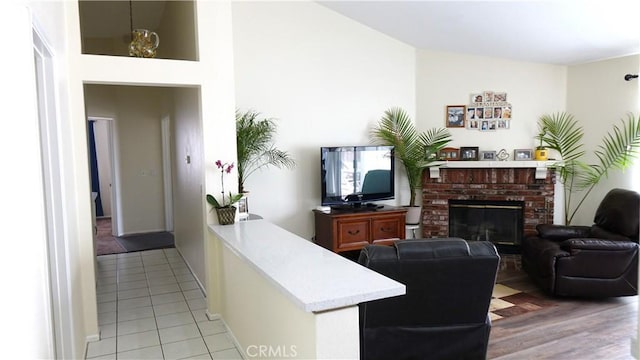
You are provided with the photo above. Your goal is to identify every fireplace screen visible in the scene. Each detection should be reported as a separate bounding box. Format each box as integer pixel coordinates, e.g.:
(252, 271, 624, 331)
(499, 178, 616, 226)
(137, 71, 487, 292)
(448, 199, 524, 246)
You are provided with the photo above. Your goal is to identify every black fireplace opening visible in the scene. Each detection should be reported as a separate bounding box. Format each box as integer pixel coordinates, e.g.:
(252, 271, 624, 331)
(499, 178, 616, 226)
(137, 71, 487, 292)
(448, 199, 524, 253)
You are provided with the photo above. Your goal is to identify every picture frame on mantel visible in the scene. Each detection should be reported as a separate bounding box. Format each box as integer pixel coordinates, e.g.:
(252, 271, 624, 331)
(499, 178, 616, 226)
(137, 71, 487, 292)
(480, 150, 496, 161)
(514, 149, 533, 160)
(460, 147, 479, 161)
(438, 147, 460, 161)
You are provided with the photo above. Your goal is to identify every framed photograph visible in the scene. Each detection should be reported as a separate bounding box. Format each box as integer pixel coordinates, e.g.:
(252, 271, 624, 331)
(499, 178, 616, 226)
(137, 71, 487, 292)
(438, 147, 460, 161)
(503, 106, 512, 119)
(480, 150, 496, 161)
(471, 93, 483, 104)
(460, 147, 479, 161)
(514, 149, 533, 161)
(483, 91, 495, 103)
(238, 196, 249, 219)
(479, 120, 492, 132)
(494, 92, 507, 102)
(483, 107, 493, 119)
(493, 107, 503, 119)
(446, 105, 466, 128)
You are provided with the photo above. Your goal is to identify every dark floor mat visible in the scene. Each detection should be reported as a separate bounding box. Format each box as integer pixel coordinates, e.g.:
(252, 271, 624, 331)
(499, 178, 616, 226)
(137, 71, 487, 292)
(115, 232, 175, 252)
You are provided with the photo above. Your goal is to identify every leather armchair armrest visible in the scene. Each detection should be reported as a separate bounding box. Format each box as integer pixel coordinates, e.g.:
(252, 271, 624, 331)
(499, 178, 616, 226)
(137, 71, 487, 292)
(561, 238, 638, 253)
(536, 224, 591, 241)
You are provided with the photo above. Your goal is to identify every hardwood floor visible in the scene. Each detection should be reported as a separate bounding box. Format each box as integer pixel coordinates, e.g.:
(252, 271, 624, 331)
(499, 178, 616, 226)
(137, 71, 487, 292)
(488, 255, 638, 359)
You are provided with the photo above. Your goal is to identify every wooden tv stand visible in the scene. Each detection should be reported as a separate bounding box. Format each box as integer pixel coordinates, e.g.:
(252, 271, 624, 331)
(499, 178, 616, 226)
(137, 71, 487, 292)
(313, 206, 407, 253)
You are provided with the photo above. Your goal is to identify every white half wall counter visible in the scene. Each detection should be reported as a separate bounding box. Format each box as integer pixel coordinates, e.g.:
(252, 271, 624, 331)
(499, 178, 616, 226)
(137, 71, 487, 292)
(208, 219, 405, 359)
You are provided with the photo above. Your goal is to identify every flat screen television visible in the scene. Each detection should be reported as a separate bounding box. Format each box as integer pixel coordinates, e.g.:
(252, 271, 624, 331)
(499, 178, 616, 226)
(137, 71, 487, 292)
(320, 145, 395, 209)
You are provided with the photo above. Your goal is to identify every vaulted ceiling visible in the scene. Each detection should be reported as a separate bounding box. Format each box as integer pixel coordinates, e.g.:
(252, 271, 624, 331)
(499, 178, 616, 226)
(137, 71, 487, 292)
(320, 1, 640, 65)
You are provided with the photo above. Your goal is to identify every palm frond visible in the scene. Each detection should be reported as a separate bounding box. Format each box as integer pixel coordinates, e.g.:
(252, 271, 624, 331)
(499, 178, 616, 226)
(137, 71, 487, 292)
(574, 114, 640, 190)
(543, 112, 640, 224)
(371, 107, 451, 206)
(236, 109, 295, 193)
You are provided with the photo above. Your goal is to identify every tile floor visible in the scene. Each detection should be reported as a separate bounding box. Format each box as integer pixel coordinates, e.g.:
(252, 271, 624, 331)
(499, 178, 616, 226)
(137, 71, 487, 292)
(88, 248, 244, 359)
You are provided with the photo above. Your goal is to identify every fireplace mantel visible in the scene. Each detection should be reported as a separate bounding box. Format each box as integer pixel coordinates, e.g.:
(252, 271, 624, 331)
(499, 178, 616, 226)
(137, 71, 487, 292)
(428, 160, 555, 180)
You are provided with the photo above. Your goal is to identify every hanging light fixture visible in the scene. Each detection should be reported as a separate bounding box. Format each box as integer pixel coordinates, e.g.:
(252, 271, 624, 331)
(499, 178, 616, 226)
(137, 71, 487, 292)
(129, 0, 134, 42)
(128, 0, 160, 58)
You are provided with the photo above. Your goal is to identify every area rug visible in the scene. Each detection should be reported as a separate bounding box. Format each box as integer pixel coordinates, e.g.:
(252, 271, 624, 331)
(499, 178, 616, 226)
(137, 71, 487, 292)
(115, 231, 175, 252)
(96, 218, 126, 256)
(96, 218, 175, 255)
(490, 284, 557, 321)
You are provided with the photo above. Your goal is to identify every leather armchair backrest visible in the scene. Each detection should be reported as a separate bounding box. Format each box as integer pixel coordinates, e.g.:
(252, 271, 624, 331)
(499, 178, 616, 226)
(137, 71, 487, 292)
(358, 238, 499, 328)
(593, 188, 640, 241)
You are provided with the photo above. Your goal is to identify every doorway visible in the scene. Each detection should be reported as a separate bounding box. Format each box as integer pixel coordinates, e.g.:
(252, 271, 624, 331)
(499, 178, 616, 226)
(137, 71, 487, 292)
(34, 26, 75, 359)
(88, 117, 118, 236)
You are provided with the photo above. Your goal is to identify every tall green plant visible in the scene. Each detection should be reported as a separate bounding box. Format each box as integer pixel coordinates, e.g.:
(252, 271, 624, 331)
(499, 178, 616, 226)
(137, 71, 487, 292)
(236, 109, 295, 193)
(370, 107, 452, 207)
(538, 112, 640, 224)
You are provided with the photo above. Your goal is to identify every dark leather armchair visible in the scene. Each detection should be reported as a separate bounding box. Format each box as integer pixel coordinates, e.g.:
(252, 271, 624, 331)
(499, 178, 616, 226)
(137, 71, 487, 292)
(521, 188, 640, 297)
(358, 238, 500, 360)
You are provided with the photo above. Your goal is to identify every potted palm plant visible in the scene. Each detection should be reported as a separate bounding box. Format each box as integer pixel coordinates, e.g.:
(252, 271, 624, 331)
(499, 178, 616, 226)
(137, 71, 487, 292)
(534, 126, 548, 160)
(236, 109, 295, 195)
(537, 112, 640, 224)
(371, 107, 452, 225)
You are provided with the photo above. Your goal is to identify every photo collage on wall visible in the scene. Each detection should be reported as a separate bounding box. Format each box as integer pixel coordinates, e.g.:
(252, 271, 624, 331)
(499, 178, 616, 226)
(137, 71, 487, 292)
(466, 91, 512, 131)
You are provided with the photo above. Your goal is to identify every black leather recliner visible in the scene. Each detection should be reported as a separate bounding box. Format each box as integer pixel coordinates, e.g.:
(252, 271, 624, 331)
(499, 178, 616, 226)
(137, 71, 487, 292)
(358, 238, 500, 360)
(521, 188, 640, 297)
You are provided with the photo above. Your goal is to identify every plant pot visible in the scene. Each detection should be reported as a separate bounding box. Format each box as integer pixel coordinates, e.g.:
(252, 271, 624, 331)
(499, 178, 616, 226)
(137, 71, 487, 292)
(535, 148, 548, 161)
(215, 206, 237, 225)
(405, 206, 422, 225)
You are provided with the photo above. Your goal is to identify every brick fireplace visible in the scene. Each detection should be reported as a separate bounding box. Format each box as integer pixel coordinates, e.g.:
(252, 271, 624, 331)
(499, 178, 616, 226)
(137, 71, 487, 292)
(421, 165, 556, 245)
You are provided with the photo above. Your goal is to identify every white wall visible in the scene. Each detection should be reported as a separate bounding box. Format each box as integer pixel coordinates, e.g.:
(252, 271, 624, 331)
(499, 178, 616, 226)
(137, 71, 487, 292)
(416, 49, 568, 151)
(1, 4, 56, 358)
(172, 87, 207, 286)
(566, 55, 640, 225)
(232, 1, 416, 239)
(6, 1, 101, 358)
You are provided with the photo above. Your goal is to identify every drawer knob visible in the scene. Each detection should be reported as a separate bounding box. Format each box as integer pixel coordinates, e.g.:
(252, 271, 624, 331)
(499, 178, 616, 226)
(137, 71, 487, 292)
(348, 229, 360, 235)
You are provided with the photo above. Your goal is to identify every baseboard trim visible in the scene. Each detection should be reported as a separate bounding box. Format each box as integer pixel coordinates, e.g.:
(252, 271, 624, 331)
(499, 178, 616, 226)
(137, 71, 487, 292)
(84, 333, 100, 359)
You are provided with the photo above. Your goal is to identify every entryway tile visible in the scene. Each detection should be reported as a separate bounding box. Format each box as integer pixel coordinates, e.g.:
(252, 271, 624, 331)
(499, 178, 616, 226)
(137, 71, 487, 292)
(203, 333, 235, 353)
(117, 345, 163, 360)
(117, 330, 160, 353)
(117, 317, 157, 336)
(117, 305, 154, 322)
(196, 319, 225, 336)
(159, 323, 201, 344)
(156, 311, 195, 329)
(153, 300, 190, 316)
(86, 337, 116, 358)
(211, 348, 243, 359)
(162, 337, 209, 360)
(92, 249, 245, 360)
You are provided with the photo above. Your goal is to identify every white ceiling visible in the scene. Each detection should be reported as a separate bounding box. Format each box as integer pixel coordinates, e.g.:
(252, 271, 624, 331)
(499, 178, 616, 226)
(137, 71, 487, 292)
(319, 0, 640, 65)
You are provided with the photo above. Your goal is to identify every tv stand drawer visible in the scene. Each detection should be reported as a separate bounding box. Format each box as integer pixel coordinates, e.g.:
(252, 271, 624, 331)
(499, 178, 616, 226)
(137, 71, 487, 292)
(313, 207, 407, 253)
